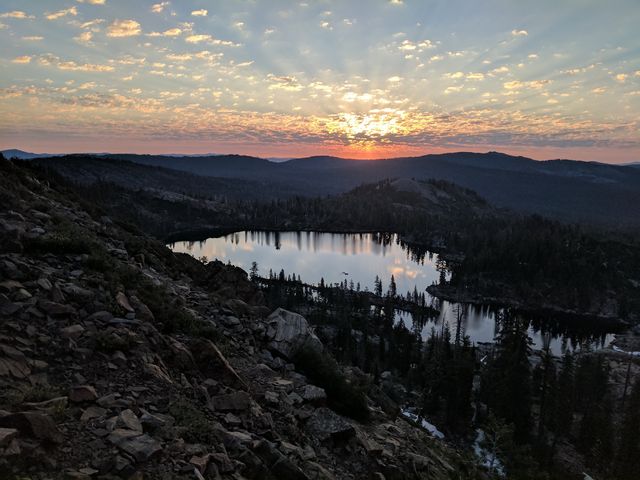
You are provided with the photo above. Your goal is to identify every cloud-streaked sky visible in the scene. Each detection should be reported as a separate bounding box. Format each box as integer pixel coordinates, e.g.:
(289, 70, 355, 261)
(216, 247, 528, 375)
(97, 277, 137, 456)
(1, 0, 639, 162)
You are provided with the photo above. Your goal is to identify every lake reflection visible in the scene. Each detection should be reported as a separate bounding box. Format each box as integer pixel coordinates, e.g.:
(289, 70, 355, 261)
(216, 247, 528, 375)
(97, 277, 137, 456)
(170, 231, 445, 296)
(395, 304, 614, 357)
(170, 231, 615, 355)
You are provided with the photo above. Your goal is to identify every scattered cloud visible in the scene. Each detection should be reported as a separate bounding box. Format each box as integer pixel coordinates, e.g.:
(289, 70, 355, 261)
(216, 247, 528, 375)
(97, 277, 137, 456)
(615, 73, 628, 83)
(0, 11, 34, 19)
(46, 7, 78, 20)
(39, 55, 115, 72)
(80, 19, 105, 28)
(22, 36, 43, 41)
(466, 72, 485, 81)
(148, 28, 182, 37)
(151, 2, 170, 14)
(107, 19, 141, 37)
(504, 79, 550, 90)
(12, 55, 32, 64)
(185, 34, 211, 43)
(387, 76, 402, 82)
(191, 9, 207, 17)
(77, 0, 106, 4)
(511, 29, 528, 37)
(74, 31, 93, 44)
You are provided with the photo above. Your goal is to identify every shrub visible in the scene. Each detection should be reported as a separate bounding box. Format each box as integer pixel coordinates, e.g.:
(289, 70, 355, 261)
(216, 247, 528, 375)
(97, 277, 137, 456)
(294, 346, 370, 421)
(168, 397, 218, 443)
(94, 331, 134, 353)
(23, 234, 94, 255)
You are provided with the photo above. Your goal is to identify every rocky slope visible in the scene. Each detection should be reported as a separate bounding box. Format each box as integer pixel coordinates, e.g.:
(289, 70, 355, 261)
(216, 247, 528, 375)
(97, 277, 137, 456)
(0, 156, 472, 479)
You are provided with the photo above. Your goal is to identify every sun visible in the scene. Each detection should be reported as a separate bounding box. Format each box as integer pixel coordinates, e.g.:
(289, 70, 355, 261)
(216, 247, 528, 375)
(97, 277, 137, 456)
(328, 110, 407, 142)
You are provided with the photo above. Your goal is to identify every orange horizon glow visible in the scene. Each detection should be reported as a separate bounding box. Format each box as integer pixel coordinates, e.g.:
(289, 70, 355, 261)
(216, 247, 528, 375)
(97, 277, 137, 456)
(3, 139, 638, 164)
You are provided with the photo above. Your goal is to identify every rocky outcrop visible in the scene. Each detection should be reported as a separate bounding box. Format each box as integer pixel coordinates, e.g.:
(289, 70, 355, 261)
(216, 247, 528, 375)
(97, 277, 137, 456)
(266, 308, 323, 360)
(0, 156, 469, 479)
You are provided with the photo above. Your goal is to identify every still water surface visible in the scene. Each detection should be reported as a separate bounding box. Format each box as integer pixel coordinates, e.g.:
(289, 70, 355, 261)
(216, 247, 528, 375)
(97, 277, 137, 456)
(170, 231, 615, 355)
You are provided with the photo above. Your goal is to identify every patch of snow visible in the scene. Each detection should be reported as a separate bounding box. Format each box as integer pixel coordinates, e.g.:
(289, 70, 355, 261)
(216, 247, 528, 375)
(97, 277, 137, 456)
(401, 409, 445, 439)
(612, 346, 640, 357)
(473, 429, 505, 477)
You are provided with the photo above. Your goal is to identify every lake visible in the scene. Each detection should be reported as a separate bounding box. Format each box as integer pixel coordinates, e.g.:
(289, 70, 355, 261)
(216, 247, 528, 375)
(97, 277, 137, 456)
(170, 231, 615, 356)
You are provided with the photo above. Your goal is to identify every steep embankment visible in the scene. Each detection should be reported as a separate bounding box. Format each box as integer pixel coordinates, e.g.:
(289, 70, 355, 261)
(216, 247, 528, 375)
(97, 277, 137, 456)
(0, 156, 470, 478)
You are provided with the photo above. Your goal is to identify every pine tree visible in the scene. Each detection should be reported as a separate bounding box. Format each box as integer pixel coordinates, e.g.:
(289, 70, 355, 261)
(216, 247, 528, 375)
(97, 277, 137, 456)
(614, 375, 640, 479)
(482, 313, 533, 444)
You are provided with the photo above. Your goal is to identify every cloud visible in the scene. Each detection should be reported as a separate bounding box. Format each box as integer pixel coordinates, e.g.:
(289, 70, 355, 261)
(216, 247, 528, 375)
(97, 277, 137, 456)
(148, 28, 181, 37)
(46, 7, 78, 20)
(185, 34, 211, 43)
(511, 29, 528, 37)
(151, 2, 169, 14)
(0, 11, 34, 19)
(444, 71, 464, 79)
(387, 76, 402, 82)
(466, 72, 485, 81)
(504, 79, 550, 90)
(166, 53, 193, 61)
(22, 36, 43, 41)
(492, 66, 509, 74)
(191, 9, 207, 16)
(390, 0, 404, 4)
(77, 0, 106, 4)
(74, 31, 93, 44)
(39, 55, 114, 72)
(615, 73, 628, 83)
(398, 39, 434, 52)
(12, 55, 32, 64)
(320, 21, 332, 30)
(80, 19, 105, 28)
(592, 87, 606, 94)
(107, 19, 141, 37)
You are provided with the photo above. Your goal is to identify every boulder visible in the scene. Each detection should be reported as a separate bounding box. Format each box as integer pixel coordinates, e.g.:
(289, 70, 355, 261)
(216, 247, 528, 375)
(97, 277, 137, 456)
(116, 409, 143, 432)
(108, 429, 162, 462)
(0, 343, 31, 379)
(61, 324, 85, 339)
(301, 385, 327, 404)
(0, 427, 18, 447)
(69, 385, 98, 403)
(305, 408, 355, 443)
(266, 308, 323, 360)
(212, 391, 251, 412)
(0, 411, 63, 443)
(80, 406, 107, 422)
(115, 292, 134, 314)
(253, 440, 310, 480)
(38, 299, 76, 317)
(190, 339, 248, 390)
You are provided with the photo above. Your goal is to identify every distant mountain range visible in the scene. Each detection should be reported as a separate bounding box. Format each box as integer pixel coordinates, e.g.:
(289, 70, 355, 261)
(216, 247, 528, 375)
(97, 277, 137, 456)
(5, 148, 640, 229)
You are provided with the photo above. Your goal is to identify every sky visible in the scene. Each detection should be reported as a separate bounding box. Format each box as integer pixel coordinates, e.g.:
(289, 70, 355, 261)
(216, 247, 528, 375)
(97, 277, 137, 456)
(0, 0, 639, 162)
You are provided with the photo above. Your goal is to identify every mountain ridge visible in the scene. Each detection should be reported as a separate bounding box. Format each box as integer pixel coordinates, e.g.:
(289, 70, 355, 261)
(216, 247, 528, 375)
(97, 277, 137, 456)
(20, 150, 640, 229)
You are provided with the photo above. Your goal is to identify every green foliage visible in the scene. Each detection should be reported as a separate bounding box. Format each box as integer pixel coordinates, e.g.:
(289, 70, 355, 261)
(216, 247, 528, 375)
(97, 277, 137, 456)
(94, 331, 134, 354)
(168, 397, 219, 444)
(23, 233, 94, 255)
(481, 314, 533, 444)
(293, 346, 370, 421)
